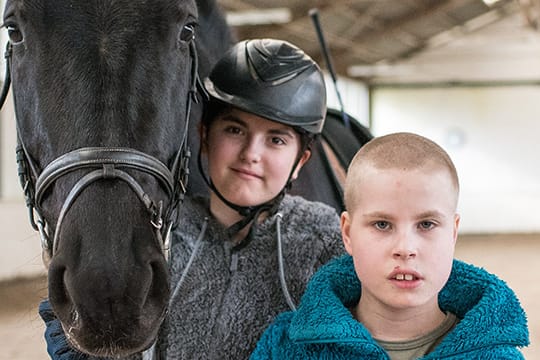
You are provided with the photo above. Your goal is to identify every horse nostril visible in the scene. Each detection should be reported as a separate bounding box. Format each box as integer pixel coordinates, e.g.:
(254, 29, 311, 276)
(143, 260, 170, 310)
(48, 263, 71, 307)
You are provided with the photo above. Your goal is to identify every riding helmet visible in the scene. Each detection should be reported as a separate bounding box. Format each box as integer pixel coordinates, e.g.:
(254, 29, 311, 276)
(204, 39, 327, 134)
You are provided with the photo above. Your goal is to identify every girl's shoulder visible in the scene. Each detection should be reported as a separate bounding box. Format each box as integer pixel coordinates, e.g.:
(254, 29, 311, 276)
(279, 195, 341, 239)
(281, 195, 339, 218)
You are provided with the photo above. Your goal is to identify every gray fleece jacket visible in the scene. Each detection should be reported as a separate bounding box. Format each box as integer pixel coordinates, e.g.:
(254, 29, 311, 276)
(41, 194, 342, 360)
(158, 194, 343, 359)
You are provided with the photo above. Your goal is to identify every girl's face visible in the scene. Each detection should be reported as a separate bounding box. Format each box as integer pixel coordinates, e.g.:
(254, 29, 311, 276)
(203, 108, 310, 209)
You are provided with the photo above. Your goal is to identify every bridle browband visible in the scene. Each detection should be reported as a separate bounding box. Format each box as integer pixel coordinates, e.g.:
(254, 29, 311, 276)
(0, 25, 205, 262)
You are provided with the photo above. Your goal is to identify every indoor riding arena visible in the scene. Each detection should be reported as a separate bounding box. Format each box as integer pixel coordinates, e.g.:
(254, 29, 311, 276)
(1, 0, 539, 359)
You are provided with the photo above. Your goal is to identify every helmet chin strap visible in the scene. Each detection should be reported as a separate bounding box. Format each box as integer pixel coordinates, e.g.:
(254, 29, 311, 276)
(197, 146, 302, 244)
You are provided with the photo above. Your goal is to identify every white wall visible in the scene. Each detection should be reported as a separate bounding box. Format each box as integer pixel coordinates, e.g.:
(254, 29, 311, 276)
(0, 202, 44, 281)
(318, 73, 540, 234)
(372, 85, 540, 234)
(0, 97, 45, 281)
(325, 73, 370, 127)
(0, 2, 47, 280)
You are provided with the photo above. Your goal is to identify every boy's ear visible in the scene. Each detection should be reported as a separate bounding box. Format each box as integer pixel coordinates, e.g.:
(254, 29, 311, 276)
(453, 213, 460, 245)
(341, 211, 353, 255)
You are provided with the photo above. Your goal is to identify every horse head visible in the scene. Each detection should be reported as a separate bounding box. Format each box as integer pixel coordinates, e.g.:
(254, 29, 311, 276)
(3, 0, 230, 356)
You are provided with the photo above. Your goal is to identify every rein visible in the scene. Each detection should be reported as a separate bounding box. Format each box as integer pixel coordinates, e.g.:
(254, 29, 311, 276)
(0, 26, 204, 262)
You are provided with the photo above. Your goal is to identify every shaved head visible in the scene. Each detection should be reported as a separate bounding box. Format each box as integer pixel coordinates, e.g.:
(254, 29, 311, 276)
(344, 132, 459, 213)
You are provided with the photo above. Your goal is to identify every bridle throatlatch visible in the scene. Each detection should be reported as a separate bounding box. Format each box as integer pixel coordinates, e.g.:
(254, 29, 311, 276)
(1, 25, 205, 263)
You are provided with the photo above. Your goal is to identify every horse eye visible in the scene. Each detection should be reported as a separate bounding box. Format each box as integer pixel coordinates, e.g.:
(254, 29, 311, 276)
(6, 24, 23, 44)
(180, 24, 195, 43)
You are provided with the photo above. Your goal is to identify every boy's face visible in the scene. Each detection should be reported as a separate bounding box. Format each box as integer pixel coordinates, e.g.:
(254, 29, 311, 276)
(341, 165, 459, 314)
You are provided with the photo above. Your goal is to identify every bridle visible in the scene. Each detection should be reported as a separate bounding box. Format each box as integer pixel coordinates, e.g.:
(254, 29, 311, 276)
(0, 25, 204, 262)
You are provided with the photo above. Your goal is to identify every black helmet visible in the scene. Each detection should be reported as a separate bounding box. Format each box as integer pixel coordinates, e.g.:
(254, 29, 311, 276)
(204, 39, 327, 134)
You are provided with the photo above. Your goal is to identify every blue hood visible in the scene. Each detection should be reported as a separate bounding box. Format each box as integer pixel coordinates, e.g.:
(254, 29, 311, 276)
(287, 255, 529, 358)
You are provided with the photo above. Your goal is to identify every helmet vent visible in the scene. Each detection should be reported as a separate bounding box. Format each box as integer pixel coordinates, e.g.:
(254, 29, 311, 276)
(247, 39, 313, 84)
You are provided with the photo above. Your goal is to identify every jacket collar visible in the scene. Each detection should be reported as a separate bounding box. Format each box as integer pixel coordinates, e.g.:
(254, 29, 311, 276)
(288, 255, 529, 355)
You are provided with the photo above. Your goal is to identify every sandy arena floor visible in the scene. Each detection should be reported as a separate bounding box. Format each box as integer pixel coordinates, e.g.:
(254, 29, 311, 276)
(1, 233, 538, 360)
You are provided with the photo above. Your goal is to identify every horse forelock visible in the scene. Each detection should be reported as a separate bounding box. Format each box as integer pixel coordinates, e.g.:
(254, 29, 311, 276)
(8, 0, 199, 166)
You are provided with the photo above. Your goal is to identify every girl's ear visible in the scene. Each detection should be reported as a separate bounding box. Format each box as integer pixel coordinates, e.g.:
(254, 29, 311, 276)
(290, 149, 311, 180)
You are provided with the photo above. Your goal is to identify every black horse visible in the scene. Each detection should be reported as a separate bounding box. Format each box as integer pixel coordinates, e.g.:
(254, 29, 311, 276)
(2, 0, 370, 357)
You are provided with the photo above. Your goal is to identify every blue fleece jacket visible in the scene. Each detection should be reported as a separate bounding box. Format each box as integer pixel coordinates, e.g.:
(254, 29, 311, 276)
(251, 255, 529, 359)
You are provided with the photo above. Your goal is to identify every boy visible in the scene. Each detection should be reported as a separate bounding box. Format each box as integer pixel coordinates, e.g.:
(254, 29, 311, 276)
(251, 132, 529, 359)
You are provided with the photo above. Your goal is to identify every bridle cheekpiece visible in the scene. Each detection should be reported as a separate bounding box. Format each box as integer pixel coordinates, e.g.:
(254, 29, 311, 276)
(0, 25, 204, 263)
